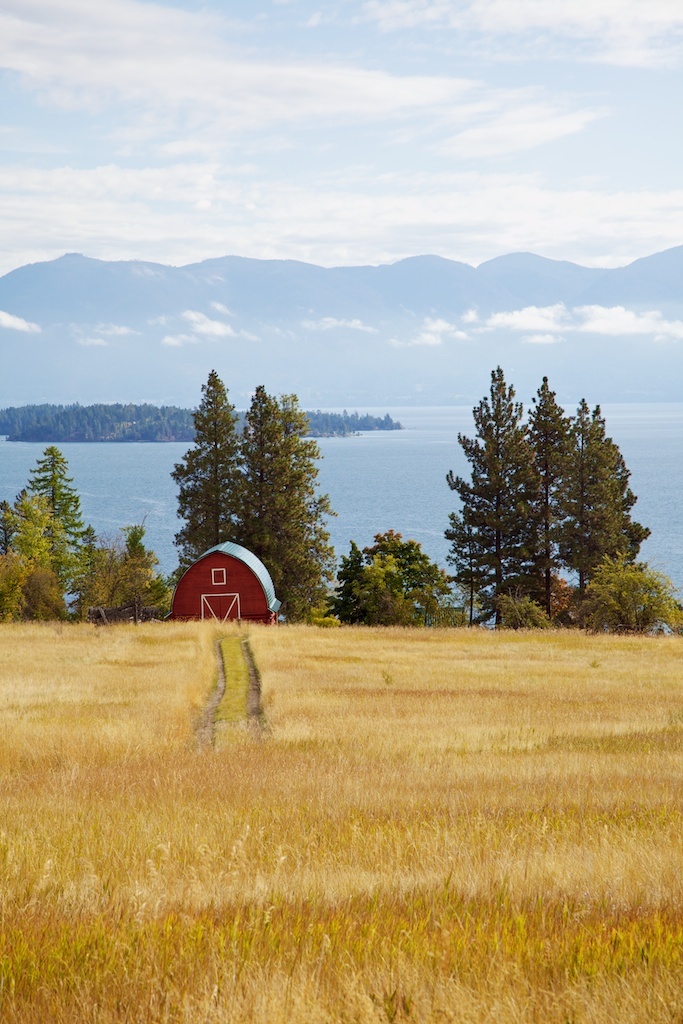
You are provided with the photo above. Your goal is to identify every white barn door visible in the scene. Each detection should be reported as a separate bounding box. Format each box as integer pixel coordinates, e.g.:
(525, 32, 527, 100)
(200, 593, 241, 622)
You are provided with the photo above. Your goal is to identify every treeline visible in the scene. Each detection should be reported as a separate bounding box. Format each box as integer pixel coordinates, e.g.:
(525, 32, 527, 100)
(0, 371, 335, 622)
(304, 410, 402, 436)
(0, 404, 195, 442)
(0, 404, 401, 442)
(329, 367, 678, 633)
(446, 368, 677, 631)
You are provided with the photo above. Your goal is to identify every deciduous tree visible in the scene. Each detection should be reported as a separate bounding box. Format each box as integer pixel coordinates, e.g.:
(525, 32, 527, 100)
(331, 531, 452, 625)
(74, 525, 169, 617)
(583, 556, 679, 633)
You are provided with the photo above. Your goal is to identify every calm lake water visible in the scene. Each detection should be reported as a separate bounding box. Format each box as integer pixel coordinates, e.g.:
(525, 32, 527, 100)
(1, 404, 682, 593)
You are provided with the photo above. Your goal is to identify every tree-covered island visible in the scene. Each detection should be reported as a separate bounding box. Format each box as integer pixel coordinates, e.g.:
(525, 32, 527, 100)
(0, 404, 402, 442)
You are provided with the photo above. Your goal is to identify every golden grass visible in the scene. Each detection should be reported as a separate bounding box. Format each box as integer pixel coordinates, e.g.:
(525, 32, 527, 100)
(0, 622, 682, 1022)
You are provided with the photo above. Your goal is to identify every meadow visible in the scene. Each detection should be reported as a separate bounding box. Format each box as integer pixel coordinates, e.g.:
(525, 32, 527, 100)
(0, 622, 682, 1022)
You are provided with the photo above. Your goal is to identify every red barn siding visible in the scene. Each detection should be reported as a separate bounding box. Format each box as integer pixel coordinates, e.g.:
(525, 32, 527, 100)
(171, 552, 276, 624)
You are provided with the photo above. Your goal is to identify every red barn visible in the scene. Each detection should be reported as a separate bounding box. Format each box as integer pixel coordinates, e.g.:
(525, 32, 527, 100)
(170, 542, 281, 624)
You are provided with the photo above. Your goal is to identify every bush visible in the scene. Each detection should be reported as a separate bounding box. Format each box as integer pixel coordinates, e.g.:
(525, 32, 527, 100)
(22, 566, 66, 621)
(497, 592, 551, 629)
(583, 556, 680, 633)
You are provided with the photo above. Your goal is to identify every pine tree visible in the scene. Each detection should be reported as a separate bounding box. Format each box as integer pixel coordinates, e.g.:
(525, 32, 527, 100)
(171, 370, 241, 568)
(237, 387, 335, 621)
(27, 446, 85, 589)
(0, 500, 14, 555)
(119, 524, 169, 618)
(446, 367, 540, 625)
(527, 376, 572, 617)
(329, 541, 366, 623)
(559, 401, 650, 595)
(445, 506, 481, 625)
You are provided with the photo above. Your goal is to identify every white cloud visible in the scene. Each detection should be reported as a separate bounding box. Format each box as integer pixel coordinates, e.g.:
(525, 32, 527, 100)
(77, 337, 108, 347)
(93, 323, 139, 336)
(485, 304, 569, 332)
(360, 0, 683, 66)
(0, 309, 41, 332)
(391, 316, 468, 346)
(574, 305, 683, 340)
(302, 316, 378, 332)
(181, 310, 236, 337)
(444, 103, 604, 159)
(522, 333, 564, 345)
(0, 0, 475, 137)
(1, 166, 683, 278)
(161, 333, 196, 347)
(210, 301, 233, 316)
(485, 303, 683, 343)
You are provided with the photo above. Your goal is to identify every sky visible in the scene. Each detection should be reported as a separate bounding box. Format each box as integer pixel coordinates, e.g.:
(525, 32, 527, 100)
(1, 0, 683, 277)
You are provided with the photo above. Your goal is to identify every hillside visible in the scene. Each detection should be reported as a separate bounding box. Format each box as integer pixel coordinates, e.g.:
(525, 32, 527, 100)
(1, 247, 683, 406)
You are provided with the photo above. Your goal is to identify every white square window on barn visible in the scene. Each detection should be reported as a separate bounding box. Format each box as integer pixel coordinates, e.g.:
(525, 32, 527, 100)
(212, 567, 227, 586)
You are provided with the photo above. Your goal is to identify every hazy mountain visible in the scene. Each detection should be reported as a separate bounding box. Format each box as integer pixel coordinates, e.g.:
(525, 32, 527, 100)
(1, 247, 682, 408)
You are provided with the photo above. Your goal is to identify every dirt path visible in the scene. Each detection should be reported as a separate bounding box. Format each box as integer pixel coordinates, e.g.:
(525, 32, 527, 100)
(196, 637, 265, 749)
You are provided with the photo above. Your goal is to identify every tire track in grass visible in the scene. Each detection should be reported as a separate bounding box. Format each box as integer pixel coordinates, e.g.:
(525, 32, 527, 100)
(196, 639, 227, 749)
(197, 636, 266, 749)
(241, 637, 268, 736)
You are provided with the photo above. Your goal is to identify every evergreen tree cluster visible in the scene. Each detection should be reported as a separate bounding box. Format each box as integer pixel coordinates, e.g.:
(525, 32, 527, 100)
(0, 447, 167, 621)
(172, 373, 335, 621)
(446, 368, 652, 626)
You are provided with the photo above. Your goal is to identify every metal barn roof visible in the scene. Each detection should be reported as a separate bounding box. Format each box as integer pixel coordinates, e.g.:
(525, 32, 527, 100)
(201, 542, 282, 613)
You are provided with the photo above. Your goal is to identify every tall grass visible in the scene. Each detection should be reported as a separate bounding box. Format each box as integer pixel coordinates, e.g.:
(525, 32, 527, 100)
(0, 623, 682, 1021)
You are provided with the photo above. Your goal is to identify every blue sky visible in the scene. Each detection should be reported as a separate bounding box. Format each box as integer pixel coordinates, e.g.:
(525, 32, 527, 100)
(1, 0, 683, 276)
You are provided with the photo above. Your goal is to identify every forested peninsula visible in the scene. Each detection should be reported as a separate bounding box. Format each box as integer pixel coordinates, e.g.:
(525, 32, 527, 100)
(0, 404, 402, 442)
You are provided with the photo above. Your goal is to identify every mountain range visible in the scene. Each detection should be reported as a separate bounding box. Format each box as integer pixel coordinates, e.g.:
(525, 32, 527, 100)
(1, 247, 683, 407)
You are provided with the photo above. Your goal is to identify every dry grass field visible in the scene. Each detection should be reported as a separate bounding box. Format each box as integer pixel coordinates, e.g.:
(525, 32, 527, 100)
(0, 622, 682, 1022)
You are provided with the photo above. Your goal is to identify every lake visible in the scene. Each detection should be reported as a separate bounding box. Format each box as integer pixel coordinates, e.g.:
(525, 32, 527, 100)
(1, 404, 681, 593)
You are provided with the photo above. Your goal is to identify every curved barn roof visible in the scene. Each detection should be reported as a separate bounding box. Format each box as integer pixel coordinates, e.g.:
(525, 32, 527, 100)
(201, 542, 281, 613)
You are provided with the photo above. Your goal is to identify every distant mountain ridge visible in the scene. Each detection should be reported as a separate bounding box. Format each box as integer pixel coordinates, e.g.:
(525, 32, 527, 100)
(1, 247, 682, 406)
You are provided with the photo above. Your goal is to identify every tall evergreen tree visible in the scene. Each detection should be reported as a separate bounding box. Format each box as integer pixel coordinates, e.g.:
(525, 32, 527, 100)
(0, 500, 14, 555)
(446, 367, 540, 625)
(559, 401, 649, 594)
(527, 377, 572, 617)
(445, 505, 480, 626)
(237, 387, 335, 621)
(27, 446, 85, 588)
(171, 370, 241, 568)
